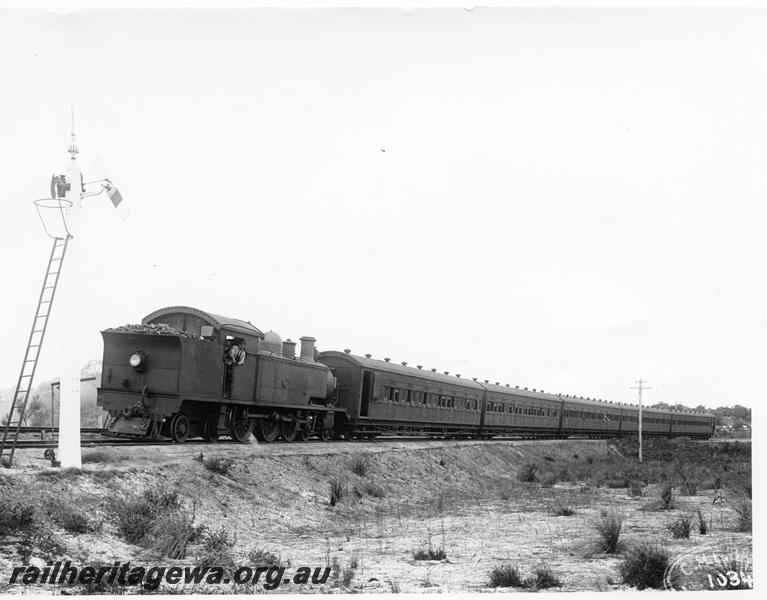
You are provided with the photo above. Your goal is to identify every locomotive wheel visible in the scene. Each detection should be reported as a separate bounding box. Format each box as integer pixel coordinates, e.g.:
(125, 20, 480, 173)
(230, 414, 253, 444)
(317, 416, 332, 442)
(256, 418, 280, 443)
(299, 427, 310, 442)
(280, 420, 298, 442)
(170, 413, 190, 444)
(203, 415, 219, 443)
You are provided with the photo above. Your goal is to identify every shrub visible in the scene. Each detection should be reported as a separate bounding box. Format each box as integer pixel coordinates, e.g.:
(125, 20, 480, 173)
(248, 548, 282, 567)
(55, 506, 91, 533)
(668, 515, 692, 539)
(619, 543, 673, 590)
(198, 526, 236, 572)
(341, 556, 359, 587)
(527, 564, 563, 590)
(112, 487, 183, 543)
(203, 456, 235, 476)
(329, 479, 345, 506)
(349, 454, 370, 477)
(731, 496, 752, 532)
(628, 480, 643, 497)
(551, 499, 576, 517)
(680, 480, 698, 496)
(387, 579, 401, 593)
(81, 450, 127, 464)
(674, 459, 700, 495)
(540, 473, 557, 487)
(697, 508, 708, 535)
(412, 547, 447, 561)
(606, 479, 629, 489)
(517, 462, 538, 483)
(358, 481, 385, 498)
(147, 510, 201, 559)
(660, 483, 674, 509)
(488, 563, 525, 588)
(0, 501, 38, 535)
(593, 511, 624, 553)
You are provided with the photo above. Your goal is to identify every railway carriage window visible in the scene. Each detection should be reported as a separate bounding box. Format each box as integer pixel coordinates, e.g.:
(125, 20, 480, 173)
(423, 392, 429, 405)
(406, 390, 412, 404)
(393, 388, 401, 403)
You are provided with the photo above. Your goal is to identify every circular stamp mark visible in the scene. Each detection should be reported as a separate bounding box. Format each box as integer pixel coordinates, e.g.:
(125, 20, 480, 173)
(664, 544, 753, 591)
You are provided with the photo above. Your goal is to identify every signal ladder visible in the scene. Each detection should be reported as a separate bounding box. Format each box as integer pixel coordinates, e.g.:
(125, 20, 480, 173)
(0, 236, 69, 467)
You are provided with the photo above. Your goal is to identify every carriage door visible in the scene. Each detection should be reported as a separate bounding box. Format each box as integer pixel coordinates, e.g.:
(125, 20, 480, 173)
(360, 370, 374, 417)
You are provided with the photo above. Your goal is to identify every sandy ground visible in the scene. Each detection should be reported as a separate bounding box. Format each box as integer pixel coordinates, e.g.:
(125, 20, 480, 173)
(1, 438, 753, 594)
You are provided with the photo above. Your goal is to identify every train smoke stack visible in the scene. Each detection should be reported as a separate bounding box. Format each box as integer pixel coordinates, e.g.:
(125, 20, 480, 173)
(299, 336, 316, 361)
(282, 339, 296, 359)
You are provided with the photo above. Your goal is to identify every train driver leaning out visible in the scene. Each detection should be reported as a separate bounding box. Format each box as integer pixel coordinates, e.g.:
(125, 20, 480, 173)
(224, 337, 247, 366)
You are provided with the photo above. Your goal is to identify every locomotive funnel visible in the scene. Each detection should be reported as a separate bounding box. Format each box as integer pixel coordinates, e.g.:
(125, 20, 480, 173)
(300, 336, 316, 361)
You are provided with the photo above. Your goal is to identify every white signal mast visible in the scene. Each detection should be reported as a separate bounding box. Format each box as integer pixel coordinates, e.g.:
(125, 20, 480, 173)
(58, 113, 82, 468)
(54, 112, 124, 468)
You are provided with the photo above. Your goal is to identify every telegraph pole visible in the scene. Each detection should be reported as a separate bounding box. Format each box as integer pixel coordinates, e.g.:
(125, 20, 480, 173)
(630, 379, 651, 463)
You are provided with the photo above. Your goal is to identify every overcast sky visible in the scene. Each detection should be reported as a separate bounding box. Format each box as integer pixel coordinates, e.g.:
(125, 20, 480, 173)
(0, 7, 765, 409)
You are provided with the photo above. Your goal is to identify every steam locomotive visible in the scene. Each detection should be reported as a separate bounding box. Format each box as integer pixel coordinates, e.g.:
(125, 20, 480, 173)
(97, 306, 716, 442)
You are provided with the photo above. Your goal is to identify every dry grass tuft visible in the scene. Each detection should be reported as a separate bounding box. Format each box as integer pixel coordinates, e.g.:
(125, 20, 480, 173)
(697, 507, 708, 535)
(527, 564, 563, 590)
(619, 543, 673, 590)
(488, 563, 525, 588)
(551, 498, 576, 517)
(668, 515, 692, 539)
(329, 479, 345, 506)
(349, 454, 371, 477)
(628, 480, 644, 497)
(203, 456, 235, 476)
(517, 462, 538, 483)
(659, 483, 674, 509)
(412, 546, 447, 561)
(593, 511, 624, 554)
(731, 495, 752, 532)
(81, 450, 128, 464)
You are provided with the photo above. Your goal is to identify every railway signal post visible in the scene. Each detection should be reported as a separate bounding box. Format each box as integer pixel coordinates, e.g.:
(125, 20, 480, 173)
(57, 120, 83, 468)
(47, 114, 124, 468)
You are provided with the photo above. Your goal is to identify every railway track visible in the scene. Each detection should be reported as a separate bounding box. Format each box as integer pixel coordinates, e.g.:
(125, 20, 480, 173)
(7, 432, 611, 452)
